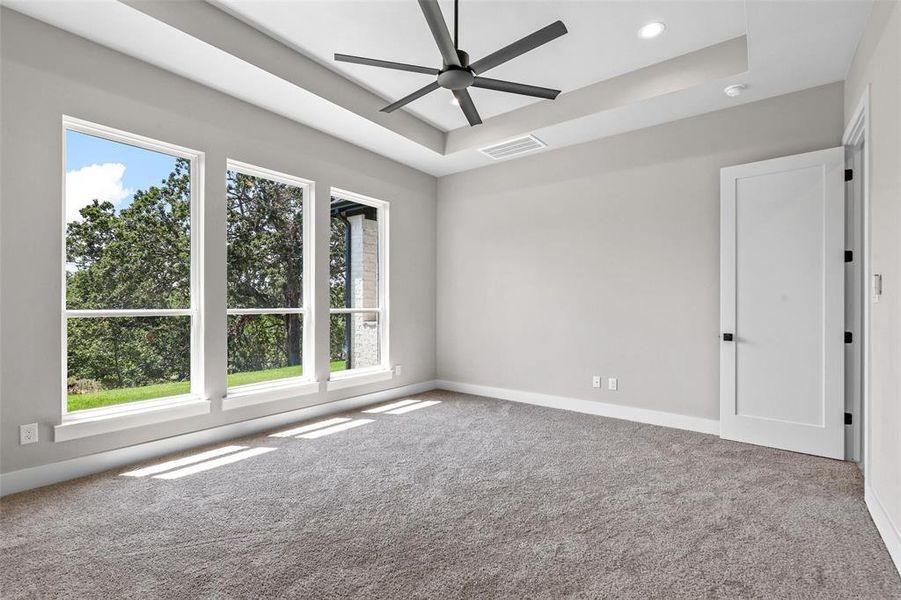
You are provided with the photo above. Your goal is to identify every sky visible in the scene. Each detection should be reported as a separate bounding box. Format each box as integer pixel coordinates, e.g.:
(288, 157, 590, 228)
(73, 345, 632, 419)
(65, 130, 177, 223)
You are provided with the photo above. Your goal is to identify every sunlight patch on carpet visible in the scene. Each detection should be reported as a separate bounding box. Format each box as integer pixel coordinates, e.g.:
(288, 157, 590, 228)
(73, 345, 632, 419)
(121, 445, 248, 477)
(385, 400, 441, 415)
(297, 419, 374, 439)
(270, 417, 352, 438)
(363, 399, 421, 413)
(154, 447, 277, 480)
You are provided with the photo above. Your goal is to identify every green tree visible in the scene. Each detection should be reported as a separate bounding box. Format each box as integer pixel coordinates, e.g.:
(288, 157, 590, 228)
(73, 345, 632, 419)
(67, 160, 351, 399)
(226, 170, 304, 372)
(330, 213, 348, 364)
(66, 158, 192, 390)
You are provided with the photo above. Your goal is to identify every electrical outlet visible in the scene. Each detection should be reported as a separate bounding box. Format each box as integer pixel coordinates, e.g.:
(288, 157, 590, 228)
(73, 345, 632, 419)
(19, 423, 38, 445)
(607, 377, 618, 391)
(394, 364, 403, 377)
(592, 375, 601, 388)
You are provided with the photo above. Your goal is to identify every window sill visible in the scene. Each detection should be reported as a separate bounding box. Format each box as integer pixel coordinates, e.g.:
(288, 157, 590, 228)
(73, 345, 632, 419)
(326, 368, 394, 391)
(55, 396, 210, 442)
(222, 379, 319, 411)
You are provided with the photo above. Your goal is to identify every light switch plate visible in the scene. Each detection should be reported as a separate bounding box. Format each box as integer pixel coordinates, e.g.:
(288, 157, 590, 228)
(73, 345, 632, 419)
(394, 364, 403, 377)
(607, 377, 618, 391)
(592, 376, 601, 388)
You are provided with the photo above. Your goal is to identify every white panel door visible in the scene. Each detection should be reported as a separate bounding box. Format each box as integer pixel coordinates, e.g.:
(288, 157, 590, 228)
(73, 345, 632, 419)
(720, 147, 845, 459)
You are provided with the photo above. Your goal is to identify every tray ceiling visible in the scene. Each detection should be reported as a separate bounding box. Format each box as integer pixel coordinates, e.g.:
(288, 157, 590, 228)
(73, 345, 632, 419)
(217, 0, 747, 131)
(4, 0, 873, 175)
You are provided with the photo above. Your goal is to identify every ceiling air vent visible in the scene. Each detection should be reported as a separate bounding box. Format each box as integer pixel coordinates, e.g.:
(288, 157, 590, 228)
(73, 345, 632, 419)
(479, 135, 546, 160)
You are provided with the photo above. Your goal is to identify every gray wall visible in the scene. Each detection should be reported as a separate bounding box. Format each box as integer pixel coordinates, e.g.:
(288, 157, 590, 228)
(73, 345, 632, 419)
(437, 83, 844, 420)
(0, 10, 437, 474)
(844, 0, 901, 552)
(0, 6, 873, 488)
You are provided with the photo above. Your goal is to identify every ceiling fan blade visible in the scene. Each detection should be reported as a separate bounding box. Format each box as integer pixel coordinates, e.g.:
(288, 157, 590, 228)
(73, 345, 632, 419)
(335, 54, 438, 75)
(453, 89, 482, 126)
(418, 0, 461, 68)
(470, 20, 567, 75)
(381, 81, 441, 113)
(471, 77, 560, 100)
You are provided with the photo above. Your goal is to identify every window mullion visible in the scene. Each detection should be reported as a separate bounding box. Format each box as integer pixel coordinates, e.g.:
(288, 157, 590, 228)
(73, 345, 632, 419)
(65, 309, 193, 318)
(226, 308, 304, 316)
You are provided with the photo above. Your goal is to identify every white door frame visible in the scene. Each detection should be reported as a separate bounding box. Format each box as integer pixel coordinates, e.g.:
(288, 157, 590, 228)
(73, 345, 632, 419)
(842, 85, 870, 476)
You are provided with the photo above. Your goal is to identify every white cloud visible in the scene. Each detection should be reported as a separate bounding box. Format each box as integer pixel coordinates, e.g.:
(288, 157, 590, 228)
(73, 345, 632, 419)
(65, 162, 132, 222)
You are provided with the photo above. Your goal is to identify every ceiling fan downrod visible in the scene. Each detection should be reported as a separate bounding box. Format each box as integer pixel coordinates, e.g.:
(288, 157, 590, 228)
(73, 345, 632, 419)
(454, 0, 459, 50)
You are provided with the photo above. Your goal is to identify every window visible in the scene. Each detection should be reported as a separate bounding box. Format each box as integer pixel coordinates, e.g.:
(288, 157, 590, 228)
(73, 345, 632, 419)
(63, 118, 202, 414)
(329, 189, 388, 378)
(226, 161, 312, 392)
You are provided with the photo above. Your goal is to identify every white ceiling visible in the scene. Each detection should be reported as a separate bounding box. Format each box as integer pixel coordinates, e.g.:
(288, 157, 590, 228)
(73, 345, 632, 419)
(4, 0, 874, 176)
(216, 0, 748, 131)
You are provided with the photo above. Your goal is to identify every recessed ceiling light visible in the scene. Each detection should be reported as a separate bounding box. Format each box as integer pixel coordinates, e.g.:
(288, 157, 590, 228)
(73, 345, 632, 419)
(724, 84, 747, 97)
(638, 21, 666, 39)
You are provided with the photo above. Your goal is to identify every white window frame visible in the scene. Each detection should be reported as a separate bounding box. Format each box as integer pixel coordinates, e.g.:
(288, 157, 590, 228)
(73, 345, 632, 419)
(223, 160, 317, 409)
(327, 187, 391, 390)
(58, 116, 207, 439)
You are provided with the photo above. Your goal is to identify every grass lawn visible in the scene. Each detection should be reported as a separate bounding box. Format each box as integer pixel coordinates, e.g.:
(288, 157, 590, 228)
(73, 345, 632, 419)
(67, 361, 347, 412)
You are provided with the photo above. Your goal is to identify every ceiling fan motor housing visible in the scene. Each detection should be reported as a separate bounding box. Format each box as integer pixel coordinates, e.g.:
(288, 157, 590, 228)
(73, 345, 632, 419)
(438, 50, 473, 90)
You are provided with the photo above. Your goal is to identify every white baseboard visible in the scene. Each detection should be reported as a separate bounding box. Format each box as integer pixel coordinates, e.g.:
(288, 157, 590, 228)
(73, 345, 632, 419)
(866, 484, 901, 575)
(0, 380, 438, 497)
(435, 380, 720, 436)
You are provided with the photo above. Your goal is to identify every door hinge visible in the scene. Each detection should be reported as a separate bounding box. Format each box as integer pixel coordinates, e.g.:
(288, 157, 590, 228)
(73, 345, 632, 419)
(845, 169, 853, 181)
(845, 412, 853, 425)
(845, 331, 853, 344)
(845, 250, 853, 262)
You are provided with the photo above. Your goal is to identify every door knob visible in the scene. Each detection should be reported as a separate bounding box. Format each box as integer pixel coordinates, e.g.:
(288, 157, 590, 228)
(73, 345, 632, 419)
(722, 333, 734, 341)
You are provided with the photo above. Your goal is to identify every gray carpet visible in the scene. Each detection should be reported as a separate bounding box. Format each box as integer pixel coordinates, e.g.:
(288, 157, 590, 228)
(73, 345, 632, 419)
(2, 390, 899, 599)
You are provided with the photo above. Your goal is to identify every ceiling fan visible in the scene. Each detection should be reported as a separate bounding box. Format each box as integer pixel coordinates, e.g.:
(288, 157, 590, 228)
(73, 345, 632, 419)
(334, 0, 568, 127)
